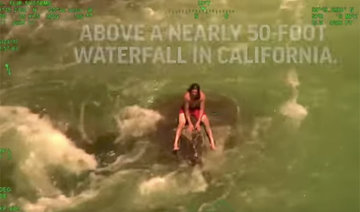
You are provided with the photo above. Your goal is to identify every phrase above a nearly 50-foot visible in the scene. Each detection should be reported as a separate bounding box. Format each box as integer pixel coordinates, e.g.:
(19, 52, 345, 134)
(74, 24, 337, 65)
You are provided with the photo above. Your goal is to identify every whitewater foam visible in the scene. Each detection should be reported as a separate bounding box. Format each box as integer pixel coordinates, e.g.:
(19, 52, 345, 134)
(0, 106, 97, 207)
(139, 167, 207, 196)
(115, 105, 163, 142)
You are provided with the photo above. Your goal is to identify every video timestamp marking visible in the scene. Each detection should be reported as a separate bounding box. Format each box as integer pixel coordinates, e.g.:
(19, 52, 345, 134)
(312, 6, 358, 26)
(0, 187, 20, 211)
(0, 206, 20, 211)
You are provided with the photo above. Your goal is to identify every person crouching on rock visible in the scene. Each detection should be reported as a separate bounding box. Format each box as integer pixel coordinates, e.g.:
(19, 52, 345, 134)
(173, 83, 216, 152)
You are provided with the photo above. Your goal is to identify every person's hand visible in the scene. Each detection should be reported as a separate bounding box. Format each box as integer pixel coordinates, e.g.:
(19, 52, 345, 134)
(187, 124, 194, 133)
(195, 122, 201, 131)
(173, 145, 179, 151)
(210, 142, 216, 150)
(173, 145, 180, 154)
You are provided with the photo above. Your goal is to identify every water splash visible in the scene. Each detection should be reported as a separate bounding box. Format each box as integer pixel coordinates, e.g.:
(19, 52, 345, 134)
(279, 69, 308, 128)
(115, 105, 163, 142)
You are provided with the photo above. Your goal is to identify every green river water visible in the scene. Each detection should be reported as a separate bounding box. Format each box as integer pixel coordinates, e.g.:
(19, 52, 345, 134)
(0, 0, 358, 211)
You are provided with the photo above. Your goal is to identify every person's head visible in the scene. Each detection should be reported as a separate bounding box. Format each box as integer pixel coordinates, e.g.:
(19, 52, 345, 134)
(187, 83, 200, 100)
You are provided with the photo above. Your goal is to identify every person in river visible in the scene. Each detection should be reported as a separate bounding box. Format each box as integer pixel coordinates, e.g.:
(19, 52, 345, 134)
(173, 83, 216, 152)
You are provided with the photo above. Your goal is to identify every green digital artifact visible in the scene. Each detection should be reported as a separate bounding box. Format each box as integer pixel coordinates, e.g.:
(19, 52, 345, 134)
(5, 64, 11, 76)
(194, 12, 199, 19)
(224, 11, 229, 19)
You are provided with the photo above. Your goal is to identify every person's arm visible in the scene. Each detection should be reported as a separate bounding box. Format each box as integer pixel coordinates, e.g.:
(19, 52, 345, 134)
(196, 95, 205, 125)
(184, 96, 192, 126)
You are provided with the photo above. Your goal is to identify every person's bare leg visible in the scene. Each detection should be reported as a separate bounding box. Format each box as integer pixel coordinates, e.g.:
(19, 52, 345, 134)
(201, 115, 216, 150)
(173, 113, 186, 151)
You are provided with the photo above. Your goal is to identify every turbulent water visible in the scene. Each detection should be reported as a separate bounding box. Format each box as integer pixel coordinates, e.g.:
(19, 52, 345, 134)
(0, 0, 358, 212)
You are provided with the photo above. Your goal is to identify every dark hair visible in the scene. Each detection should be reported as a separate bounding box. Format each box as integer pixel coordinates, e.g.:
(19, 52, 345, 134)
(187, 83, 200, 99)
